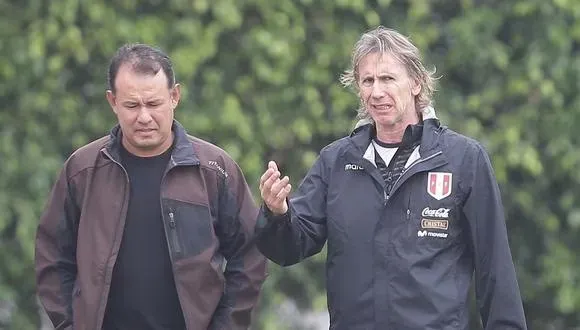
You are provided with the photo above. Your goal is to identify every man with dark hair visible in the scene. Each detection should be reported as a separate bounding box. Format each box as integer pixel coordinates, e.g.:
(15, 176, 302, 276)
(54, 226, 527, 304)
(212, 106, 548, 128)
(107, 43, 176, 93)
(35, 43, 267, 330)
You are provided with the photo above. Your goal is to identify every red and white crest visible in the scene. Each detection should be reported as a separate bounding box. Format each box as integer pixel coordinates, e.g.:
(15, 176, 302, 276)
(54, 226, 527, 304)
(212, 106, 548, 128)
(427, 172, 452, 200)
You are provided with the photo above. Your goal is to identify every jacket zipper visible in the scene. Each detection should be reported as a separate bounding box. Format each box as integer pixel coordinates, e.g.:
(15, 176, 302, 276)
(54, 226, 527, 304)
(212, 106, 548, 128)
(159, 158, 192, 328)
(384, 151, 443, 203)
(100, 150, 198, 329)
(160, 158, 183, 262)
(406, 179, 413, 221)
(379, 150, 443, 326)
(168, 209, 182, 256)
(96, 151, 130, 330)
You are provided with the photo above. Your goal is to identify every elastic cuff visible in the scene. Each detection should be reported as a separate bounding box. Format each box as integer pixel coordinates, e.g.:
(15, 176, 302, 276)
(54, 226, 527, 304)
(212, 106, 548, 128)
(256, 203, 290, 230)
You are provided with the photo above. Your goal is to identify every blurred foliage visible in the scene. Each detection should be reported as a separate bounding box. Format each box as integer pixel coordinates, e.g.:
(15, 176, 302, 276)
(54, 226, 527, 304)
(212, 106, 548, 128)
(0, 0, 580, 329)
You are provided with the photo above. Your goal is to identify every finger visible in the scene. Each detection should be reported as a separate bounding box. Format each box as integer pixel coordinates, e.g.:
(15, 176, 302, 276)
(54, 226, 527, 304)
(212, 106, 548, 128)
(270, 177, 290, 205)
(270, 176, 290, 196)
(275, 182, 291, 200)
(265, 176, 286, 202)
(271, 184, 291, 215)
(268, 161, 278, 172)
(260, 168, 281, 188)
(260, 171, 281, 197)
(259, 168, 275, 187)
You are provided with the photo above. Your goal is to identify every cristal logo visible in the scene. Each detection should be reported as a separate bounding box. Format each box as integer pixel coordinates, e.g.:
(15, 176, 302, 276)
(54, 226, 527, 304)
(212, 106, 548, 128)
(421, 207, 450, 219)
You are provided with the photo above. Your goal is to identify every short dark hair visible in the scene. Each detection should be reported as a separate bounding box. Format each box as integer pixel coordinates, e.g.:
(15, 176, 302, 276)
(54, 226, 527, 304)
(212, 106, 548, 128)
(107, 43, 175, 93)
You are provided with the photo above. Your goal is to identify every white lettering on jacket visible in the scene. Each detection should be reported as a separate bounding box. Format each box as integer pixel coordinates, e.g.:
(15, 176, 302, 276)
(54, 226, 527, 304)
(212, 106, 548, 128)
(421, 207, 450, 219)
(208, 161, 228, 178)
(344, 164, 364, 171)
(417, 230, 449, 239)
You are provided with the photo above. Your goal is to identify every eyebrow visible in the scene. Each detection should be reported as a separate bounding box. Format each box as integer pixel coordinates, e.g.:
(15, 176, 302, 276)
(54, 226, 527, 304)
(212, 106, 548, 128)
(121, 98, 163, 104)
(145, 98, 163, 103)
(360, 72, 393, 78)
(361, 70, 397, 77)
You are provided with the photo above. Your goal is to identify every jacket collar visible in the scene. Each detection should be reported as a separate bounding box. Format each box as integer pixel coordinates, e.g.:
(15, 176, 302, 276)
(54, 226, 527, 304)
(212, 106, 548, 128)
(349, 113, 444, 157)
(104, 120, 200, 166)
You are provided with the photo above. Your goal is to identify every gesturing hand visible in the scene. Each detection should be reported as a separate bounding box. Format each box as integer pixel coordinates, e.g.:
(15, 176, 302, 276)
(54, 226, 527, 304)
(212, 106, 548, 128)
(259, 161, 292, 215)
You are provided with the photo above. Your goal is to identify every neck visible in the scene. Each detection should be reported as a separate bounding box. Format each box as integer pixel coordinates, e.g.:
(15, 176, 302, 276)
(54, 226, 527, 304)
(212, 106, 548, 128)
(122, 134, 174, 158)
(376, 119, 420, 144)
(375, 126, 405, 144)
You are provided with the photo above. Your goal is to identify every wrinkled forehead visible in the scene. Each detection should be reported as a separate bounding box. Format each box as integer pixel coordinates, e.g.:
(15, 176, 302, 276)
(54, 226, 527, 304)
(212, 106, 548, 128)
(357, 51, 407, 76)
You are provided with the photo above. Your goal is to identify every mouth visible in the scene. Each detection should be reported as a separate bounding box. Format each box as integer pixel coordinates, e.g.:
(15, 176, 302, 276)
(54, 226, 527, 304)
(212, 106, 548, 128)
(372, 104, 393, 111)
(136, 128, 156, 133)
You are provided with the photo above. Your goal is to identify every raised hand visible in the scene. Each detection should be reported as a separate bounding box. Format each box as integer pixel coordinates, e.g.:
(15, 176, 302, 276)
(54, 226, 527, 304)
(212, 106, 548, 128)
(259, 161, 292, 215)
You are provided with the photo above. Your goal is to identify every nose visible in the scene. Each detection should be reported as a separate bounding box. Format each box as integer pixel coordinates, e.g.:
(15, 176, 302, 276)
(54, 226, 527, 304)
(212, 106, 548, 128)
(370, 81, 386, 99)
(136, 107, 153, 124)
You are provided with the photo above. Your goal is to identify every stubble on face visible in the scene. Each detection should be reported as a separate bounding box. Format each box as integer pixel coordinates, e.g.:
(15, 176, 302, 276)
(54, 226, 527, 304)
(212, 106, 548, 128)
(106, 64, 179, 157)
(357, 52, 420, 142)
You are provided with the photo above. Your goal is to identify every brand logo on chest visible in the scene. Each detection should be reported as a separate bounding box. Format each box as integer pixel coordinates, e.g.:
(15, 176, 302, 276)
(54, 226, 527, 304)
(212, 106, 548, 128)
(420, 207, 451, 231)
(421, 207, 450, 219)
(427, 172, 452, 200)
(209, 161, 228, 178)
(344, 163, 364, 171)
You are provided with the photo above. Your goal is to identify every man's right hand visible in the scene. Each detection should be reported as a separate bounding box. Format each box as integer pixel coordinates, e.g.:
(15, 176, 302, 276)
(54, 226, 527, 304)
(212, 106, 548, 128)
(259, 161, 292, 215)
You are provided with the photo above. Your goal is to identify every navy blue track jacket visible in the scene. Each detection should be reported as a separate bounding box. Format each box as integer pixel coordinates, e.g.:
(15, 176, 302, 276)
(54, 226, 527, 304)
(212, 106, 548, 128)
(256, 118, 527, 330)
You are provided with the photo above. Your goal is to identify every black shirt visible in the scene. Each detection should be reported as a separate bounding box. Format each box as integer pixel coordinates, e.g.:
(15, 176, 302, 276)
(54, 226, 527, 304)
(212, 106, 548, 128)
(102, 144, 186, 330)
(374, 123, 422, 195)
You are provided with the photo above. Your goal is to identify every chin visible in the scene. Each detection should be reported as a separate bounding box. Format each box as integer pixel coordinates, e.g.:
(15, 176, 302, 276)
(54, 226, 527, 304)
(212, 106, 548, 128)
(130, 137, 157, 147)
(139, 142, 162, 149)
(375, 118, 399, 127)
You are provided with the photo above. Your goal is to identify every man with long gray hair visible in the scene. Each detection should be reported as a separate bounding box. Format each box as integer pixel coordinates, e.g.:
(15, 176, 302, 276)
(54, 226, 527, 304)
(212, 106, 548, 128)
(256, 26, 527, 329)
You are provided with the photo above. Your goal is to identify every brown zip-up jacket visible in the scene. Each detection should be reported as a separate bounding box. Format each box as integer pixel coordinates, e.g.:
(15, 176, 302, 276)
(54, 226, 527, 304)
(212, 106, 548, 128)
(35, 121, 268, 330)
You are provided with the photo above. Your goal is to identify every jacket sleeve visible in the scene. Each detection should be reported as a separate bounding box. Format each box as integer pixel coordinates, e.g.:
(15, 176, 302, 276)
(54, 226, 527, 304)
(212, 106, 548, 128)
(462, 145, 527, 329)
(209, 161, 268, 330)
(34, 161, 79, 330)
(255, 154, 328, 266)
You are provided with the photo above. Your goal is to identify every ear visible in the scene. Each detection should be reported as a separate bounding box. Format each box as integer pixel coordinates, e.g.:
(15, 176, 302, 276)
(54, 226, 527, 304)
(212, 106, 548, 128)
(411, 79, 421, 96)
(170, 84, 181, 110)
(106, 90, 118, 114)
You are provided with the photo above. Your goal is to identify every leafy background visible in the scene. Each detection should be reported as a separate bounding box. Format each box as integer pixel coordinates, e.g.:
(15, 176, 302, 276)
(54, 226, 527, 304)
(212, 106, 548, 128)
(1, 0, 579, 329)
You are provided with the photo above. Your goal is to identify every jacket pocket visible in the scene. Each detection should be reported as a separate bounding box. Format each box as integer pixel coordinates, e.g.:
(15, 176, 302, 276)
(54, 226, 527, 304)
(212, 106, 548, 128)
(209, 254, 226, 290)
(163, 199, 216, 261)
